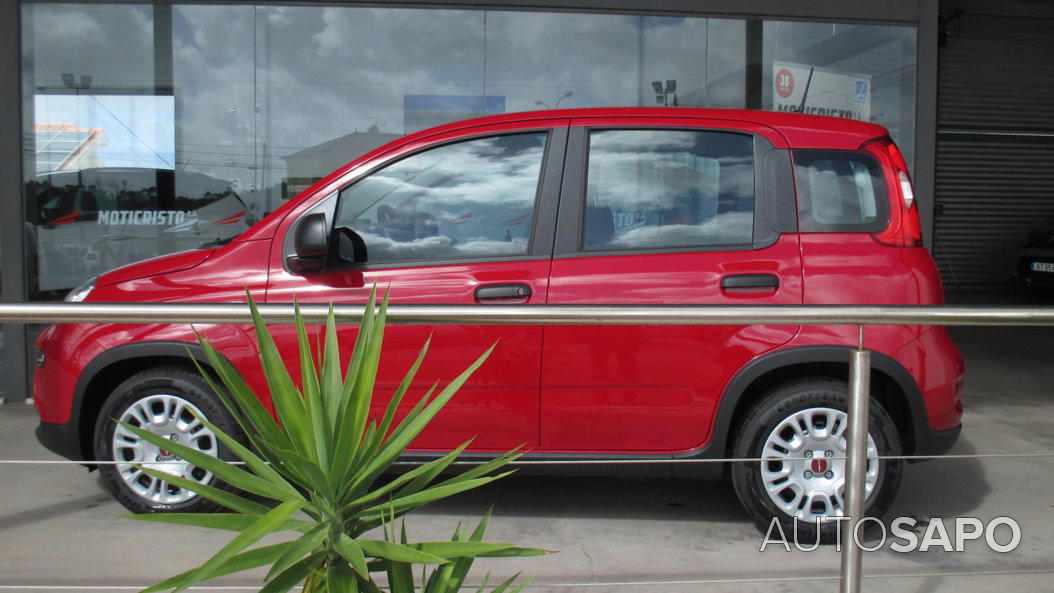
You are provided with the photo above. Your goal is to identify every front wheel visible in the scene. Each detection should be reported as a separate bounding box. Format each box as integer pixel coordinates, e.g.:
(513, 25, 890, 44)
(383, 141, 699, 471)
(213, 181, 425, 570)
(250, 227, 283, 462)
(93, 366, 240, 513)
(730, 378, 903, 543)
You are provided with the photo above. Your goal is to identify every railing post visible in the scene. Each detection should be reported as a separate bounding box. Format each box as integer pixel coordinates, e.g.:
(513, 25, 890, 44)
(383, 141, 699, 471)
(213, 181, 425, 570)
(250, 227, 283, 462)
(840, 330, 871, 593)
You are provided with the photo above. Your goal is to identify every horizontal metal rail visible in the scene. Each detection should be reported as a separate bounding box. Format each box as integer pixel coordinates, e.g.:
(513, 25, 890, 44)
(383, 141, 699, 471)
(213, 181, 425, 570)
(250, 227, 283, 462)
(3, 451, 1054, 466)
(1, 302, 1053, 325)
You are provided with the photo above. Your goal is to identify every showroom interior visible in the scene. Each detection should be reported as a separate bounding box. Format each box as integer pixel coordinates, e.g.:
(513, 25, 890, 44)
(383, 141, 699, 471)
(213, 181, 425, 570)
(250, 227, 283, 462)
(0, 0, 1050, 403)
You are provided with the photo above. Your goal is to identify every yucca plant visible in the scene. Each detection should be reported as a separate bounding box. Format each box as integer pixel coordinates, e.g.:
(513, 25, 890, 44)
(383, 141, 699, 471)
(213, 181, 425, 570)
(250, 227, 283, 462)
(118, 289, 542, 592)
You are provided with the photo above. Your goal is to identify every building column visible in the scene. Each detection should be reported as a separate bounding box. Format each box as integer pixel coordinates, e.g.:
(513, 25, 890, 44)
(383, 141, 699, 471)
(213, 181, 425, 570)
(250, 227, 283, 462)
(915, 0, 939, 250)
(1, 0, 28, 403)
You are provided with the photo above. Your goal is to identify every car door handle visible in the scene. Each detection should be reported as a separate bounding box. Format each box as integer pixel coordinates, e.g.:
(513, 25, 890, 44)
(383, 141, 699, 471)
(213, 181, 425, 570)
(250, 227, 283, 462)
(721, 273, 780, 291)
(474, 283, 532, 301)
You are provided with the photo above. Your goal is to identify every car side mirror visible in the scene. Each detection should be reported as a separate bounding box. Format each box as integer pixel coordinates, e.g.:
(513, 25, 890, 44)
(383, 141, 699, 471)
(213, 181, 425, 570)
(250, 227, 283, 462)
(287, 212, 329, 274)
(334, 226, 368, 265)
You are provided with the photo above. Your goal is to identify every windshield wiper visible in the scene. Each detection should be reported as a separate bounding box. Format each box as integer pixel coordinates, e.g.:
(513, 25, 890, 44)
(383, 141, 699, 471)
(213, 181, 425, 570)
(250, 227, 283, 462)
(200, 236, 235, 249)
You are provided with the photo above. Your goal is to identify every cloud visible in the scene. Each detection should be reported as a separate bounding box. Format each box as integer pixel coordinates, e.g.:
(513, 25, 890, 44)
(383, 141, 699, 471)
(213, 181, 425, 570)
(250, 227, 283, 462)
(27, 4, 153, 87)
(605, 211, 754, 249)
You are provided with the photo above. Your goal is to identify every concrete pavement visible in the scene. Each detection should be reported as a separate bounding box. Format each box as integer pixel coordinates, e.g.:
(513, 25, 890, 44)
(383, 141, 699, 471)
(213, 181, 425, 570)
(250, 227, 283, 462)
(1, 326, 1052, 592)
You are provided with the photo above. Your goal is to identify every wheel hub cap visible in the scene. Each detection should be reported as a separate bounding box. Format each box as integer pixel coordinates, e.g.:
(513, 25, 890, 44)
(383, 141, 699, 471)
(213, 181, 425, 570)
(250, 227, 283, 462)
(112, 394, 218, 505)
(760, 406, 879, 522)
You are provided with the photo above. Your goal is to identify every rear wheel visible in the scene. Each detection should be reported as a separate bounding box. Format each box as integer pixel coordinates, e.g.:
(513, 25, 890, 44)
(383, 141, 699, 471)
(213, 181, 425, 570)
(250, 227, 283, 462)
(93, 366, 239, 513)
(730, 378, 903, 543)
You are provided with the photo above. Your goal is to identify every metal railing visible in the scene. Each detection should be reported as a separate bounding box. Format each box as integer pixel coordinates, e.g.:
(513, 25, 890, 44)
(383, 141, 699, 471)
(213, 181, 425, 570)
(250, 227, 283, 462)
(3, 301, 1054, 593)
(2, 302, 1054, 325)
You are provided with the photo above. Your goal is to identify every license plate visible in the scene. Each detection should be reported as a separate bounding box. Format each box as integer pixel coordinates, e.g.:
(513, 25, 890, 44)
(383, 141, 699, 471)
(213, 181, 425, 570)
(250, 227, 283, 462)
(1032, 261, 1054, 273)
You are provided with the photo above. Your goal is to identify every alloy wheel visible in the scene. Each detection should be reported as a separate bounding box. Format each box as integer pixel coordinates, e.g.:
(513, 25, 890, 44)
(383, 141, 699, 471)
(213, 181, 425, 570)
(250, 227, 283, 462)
(111, 393, 218, 504)
(759, 406, 879, 522)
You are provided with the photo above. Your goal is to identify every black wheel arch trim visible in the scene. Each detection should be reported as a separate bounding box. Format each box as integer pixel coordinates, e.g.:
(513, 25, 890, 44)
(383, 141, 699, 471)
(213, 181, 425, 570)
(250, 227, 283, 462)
(63, 341, 233, 461)
(687, 345, 933, 462)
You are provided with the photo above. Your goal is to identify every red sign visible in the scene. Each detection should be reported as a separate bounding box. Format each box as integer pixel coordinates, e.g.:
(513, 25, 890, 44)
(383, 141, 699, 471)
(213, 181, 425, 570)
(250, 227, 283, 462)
(775, 68, 794, 99)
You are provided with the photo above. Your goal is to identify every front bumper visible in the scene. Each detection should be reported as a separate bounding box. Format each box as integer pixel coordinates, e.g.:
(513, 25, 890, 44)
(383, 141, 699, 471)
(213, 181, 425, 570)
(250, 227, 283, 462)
(1017, 248, 1054, 287)
(913, 423, 962, 459)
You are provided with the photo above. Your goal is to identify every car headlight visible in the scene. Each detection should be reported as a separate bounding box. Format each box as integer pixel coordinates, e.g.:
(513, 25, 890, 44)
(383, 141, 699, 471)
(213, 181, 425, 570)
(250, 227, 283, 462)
(65, 276, 97, 303)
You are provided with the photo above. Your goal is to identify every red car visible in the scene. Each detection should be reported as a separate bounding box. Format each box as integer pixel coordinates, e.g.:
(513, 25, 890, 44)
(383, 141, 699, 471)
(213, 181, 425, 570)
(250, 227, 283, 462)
(33, 108, 963, 540)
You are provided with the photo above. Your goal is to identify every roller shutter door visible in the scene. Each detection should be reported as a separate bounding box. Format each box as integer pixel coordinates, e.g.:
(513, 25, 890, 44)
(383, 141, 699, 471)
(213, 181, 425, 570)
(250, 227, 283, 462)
(934, 11, 1054, 288)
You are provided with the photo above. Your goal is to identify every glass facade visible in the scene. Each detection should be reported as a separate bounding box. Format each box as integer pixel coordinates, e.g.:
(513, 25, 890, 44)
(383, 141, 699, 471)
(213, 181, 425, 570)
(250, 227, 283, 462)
(20, 2, 917, 300)
(762, 21, 917, 167)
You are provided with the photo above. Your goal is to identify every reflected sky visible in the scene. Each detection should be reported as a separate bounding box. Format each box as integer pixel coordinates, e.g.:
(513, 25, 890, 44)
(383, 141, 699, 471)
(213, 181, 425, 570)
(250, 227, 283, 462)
(335, 133, 545, 263)
(23, 4, 755, 213)
(585, 129, 754, 250)
(22, 4, 917, 213)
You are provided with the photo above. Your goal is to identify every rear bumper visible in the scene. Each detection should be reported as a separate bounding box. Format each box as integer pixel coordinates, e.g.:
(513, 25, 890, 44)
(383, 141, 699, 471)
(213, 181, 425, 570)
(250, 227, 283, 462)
(35, 420, 82, 461)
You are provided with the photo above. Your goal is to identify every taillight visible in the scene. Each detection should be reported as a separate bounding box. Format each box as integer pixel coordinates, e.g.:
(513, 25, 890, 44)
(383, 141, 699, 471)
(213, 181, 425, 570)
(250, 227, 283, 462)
(897, 170, 915, 209)
(863, 137, 923, 247)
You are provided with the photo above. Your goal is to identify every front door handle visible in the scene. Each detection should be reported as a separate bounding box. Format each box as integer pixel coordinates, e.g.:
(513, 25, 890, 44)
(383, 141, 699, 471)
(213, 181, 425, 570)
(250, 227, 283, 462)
(474, 283, 532, 301)
(721, 273, 780, 291)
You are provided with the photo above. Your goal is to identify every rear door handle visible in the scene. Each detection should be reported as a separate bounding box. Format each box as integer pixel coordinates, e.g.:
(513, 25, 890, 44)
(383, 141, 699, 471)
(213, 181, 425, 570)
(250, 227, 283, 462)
(721, 273, 780, 291)
(474, 283, 532, 301)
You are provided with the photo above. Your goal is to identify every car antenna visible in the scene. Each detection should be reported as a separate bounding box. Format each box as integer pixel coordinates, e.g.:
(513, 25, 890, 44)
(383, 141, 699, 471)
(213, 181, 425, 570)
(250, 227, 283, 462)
(796, 67, 815, 114)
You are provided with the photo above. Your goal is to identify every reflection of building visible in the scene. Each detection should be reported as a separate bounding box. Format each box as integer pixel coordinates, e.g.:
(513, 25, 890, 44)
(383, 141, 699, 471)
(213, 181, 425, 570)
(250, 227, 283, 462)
(34, 123, 108, 175)
(281, 125, 401, 198)
(281, 96, 507, 198)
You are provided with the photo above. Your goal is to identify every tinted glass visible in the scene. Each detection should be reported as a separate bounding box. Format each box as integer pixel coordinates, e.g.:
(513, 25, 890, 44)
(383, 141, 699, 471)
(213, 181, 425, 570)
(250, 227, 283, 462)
(27, 168, 248, 294)
(793, 150, 889, 232)
(334, 133, 547, 264)
(764, 21, 917, 170)
(582, 129, 755, 251)
(20, 4, 916, 299)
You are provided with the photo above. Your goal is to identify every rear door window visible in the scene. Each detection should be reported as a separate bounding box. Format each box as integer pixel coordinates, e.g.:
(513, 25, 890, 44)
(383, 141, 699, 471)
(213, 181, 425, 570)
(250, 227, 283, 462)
(793, 150, 889, 232)
(581, 129, 756, 251)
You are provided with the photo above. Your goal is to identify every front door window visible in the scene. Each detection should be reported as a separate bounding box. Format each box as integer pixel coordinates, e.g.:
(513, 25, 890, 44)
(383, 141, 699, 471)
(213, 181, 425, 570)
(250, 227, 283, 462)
(334, 133, 548, 265)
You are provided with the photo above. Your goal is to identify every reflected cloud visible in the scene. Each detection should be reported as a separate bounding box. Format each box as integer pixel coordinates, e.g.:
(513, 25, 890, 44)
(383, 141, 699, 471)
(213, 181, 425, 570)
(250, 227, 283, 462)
(584, 129, 755, 250)
(336, 133, 545, 264)
(359, 232, 528, 261)
(608, 212, 753, 249)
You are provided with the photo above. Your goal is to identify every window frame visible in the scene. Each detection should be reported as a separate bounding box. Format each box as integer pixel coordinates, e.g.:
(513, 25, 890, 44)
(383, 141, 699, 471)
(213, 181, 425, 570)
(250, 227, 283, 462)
(554, 124, 782, 258)
(792, 148, 891, 234)
(282, 126, 566, 273)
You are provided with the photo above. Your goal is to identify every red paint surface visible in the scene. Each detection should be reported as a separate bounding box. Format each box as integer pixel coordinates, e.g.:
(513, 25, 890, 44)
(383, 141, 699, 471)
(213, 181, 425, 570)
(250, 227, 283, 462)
(33, 107, 962, 458)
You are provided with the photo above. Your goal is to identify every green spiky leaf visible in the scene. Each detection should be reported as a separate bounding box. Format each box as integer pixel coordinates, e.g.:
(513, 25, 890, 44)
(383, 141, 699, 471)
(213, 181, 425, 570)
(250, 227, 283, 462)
(131, 288, 543, 593)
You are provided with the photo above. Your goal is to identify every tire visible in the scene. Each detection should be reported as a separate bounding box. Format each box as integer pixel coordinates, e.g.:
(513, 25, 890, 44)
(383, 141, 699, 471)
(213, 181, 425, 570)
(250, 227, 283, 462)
(93, 366, 241, 514)
(730, 378, 903, 544)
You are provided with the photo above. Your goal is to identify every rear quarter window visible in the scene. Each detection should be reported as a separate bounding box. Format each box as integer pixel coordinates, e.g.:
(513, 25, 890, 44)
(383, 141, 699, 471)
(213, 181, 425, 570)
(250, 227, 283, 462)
(793, 150, 889, 233)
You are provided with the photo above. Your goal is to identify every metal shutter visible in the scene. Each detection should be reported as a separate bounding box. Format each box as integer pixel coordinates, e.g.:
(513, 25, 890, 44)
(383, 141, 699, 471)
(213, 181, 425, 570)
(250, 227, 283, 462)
(934, 10, 1054, 289)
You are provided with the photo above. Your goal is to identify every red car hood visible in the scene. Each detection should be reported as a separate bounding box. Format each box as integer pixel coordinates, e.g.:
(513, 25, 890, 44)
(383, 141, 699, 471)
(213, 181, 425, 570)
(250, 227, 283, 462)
(96, 249, 215, 287)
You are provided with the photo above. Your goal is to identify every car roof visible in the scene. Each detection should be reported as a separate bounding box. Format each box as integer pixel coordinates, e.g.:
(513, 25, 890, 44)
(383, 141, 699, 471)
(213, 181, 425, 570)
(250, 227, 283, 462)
(397, 107, 889, 150)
